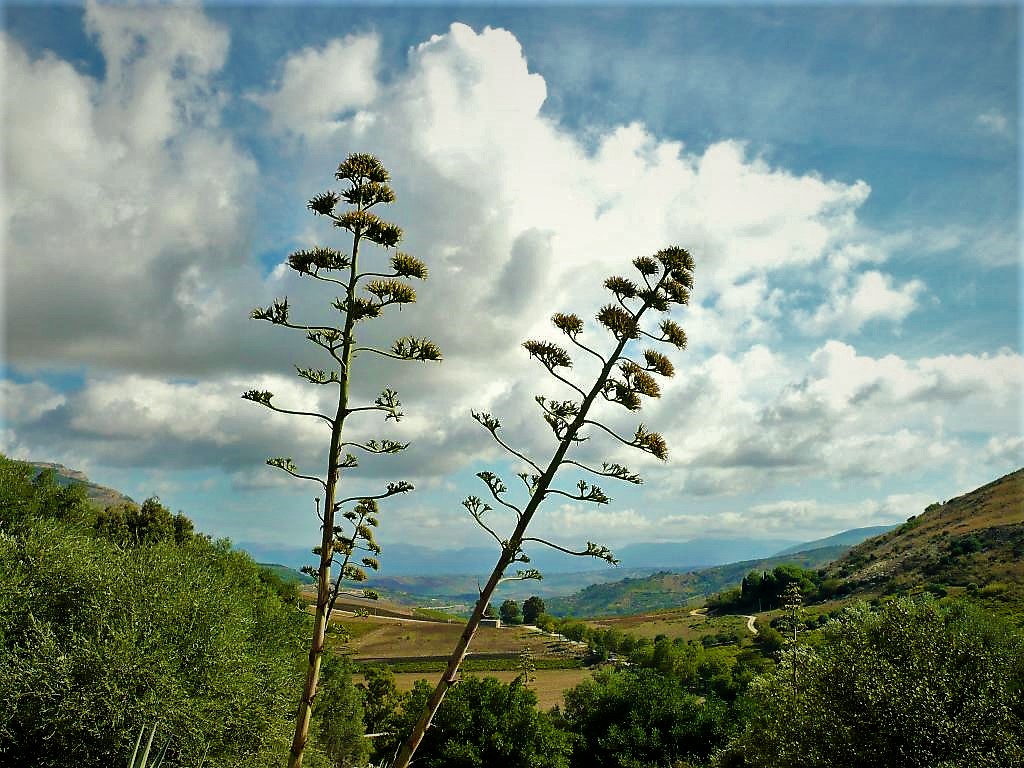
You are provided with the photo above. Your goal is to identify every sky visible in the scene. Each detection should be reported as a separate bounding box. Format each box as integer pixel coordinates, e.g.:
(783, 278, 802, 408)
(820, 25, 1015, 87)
(1, 1, 1021, 567)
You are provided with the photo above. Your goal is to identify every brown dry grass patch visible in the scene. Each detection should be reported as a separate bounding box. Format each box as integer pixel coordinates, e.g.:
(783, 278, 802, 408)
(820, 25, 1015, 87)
(348, 620, 570, 660)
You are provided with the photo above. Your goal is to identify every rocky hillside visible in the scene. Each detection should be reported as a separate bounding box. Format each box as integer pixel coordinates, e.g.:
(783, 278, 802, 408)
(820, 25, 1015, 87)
(827, 468, 1024, 613)
(31, 462, 135, 509)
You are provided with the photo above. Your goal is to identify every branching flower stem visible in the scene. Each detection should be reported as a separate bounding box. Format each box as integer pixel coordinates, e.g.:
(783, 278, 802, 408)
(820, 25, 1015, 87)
(245, 155, 439, 768)
(391, 260, 681, 768)
(287, 206, 364, 768)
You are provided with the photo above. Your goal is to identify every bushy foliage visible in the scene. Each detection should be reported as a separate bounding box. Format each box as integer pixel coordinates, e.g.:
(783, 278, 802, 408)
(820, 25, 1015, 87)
(0, 457, 92, 529)
(560, 668, 731, 768)
(522, 596, 546, 625)
(499, 599, 521, 625)
(382, 676, 571, 768)
(0, 455, 361, 768)
(314, 655, 370, 768)
(718, 596, 1024, 768)
(94, 496, 195, 547)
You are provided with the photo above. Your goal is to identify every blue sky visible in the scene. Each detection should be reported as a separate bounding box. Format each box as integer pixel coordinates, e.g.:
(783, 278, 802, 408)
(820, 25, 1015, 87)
(2, 2, 1020, 568)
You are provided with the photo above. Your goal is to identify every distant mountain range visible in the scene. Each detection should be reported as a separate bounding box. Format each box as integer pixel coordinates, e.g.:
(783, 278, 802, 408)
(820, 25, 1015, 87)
(771, 525, 897, 556)
(240, 536, 808, 578)
(32, 458, 937, 612)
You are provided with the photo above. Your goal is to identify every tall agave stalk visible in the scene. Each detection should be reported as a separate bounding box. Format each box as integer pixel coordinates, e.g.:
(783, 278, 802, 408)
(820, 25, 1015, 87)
(244, 153, 440, 768)
(392, 246, 695, 768)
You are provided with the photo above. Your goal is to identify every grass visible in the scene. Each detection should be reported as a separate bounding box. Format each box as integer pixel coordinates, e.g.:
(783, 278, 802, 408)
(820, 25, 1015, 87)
(587, 608, 752, 643)
(412, 607, 466, 623)
(357, 657, 583, 674)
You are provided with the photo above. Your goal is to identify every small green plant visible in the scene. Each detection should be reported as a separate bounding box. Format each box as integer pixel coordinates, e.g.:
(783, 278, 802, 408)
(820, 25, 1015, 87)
(128, 723, 172, 768)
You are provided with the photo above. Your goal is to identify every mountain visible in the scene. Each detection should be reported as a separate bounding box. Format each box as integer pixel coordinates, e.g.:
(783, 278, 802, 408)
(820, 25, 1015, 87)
(826, 468, 1024, 611)
(239, 536, 800, 577)
(363, 567, 666, 606)
(547, 546, 847, 617)
(773, 525, 897, 556)
(31, 462, 135, 509)
(614, 537, 800, 569)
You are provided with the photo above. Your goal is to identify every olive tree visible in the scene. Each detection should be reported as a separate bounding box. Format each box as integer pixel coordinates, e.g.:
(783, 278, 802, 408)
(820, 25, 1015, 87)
(393, 246, 695, 768)
(243, 153, 440, 768)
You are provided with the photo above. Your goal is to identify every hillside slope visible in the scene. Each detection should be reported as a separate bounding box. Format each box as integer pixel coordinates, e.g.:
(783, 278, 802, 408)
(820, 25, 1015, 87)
(827, 468, 1023, 606)
(773, 525, 896, 556)
(31, 462, 135, 508)
(548, 546, 846, 617)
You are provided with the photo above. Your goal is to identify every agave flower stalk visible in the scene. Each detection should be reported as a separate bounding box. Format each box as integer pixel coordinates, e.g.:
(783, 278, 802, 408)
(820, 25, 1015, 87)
(243, 154, 440, 768)
(392, 246, 695, 768)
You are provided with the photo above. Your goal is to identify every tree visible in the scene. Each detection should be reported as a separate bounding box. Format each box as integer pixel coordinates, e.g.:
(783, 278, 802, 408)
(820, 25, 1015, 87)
(560, 668, 730, 768)
(314, 654, 370, 768)
(499, 599, 521, 625)
(780, 581, 803, 694)
(0, 488, 313, 766)
(721, 596, 1024, 768)
(522, 595, 546, 625)
(384, 676, 571, 768)
(0, 459, 92, 531)
(243, 153, 440, 768)
(393, 246, 695, 767)
(518, 646, 537, 685)
(358, 665, 404, 739)
(95, 496, 186, 547)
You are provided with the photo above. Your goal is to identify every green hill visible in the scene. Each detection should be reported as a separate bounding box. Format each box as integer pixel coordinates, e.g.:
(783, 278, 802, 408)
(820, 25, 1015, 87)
(548, 546, 845, 617)
(259, 562, 315, 585)
(826, 467, 1024, 619)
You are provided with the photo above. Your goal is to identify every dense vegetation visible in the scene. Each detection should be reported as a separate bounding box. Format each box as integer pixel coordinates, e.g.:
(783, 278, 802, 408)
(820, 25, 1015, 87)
(0, 456, 349, 767)
(719, 598, 1024, 767)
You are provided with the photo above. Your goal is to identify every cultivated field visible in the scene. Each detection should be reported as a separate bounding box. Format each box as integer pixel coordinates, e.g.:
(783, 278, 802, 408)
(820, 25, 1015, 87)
(344, 616, 576, 660)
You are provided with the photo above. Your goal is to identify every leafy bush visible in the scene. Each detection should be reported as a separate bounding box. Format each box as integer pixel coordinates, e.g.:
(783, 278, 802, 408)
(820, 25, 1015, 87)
(719, 596, 1024, 768)
(560, 668, 730, 768)
(382, 675, 571, 768)
(0, 517, 311, 767)
(0, 455, 356, 768)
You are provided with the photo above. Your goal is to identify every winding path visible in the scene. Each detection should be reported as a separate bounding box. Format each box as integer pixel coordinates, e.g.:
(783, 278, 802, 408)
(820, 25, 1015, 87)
(690, 607, 758, 636)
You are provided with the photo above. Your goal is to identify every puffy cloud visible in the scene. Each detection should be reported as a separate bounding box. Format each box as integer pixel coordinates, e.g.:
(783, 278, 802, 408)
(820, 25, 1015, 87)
(3, 4, 263, 373)
(651, 341, 1023, 495)
(1, 380, 67, 425)
(795, 270, 926, 335)
(4, 15, 1018, 548)
(695, 492, 935, 539)
(248, 34, 380, 138)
